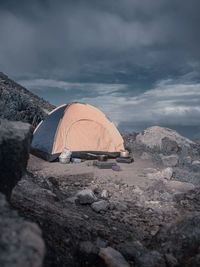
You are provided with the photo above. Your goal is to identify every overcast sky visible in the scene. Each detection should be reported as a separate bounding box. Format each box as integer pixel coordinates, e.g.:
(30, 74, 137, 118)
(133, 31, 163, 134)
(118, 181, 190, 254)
(0, 0, 200, 138)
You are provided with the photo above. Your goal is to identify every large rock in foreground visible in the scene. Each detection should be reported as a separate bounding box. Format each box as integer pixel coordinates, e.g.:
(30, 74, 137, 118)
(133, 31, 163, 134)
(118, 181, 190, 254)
(0, 192, 45, 267)
(0, 120, 32, 198)
(11, 174, 139, 267)
(154, 214, 200, 266)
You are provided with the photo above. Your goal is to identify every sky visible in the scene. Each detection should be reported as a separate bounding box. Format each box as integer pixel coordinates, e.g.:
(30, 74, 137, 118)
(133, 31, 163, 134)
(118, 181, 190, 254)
(0, 0, 200, 138)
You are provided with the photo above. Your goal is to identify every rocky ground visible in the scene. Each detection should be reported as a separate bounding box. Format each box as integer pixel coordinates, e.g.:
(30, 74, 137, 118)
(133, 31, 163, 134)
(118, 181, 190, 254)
(1, 74, 200, 267)
(9, 125, 200, 266)
(0, 72, 54, 127)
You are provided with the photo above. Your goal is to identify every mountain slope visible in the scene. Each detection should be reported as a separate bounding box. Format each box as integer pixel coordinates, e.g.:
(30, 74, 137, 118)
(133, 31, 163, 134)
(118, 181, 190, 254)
(0, 72, 55, 127)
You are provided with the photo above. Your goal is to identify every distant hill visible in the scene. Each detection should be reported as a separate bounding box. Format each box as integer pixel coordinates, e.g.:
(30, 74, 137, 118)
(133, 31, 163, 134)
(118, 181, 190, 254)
(0, 72, 55, 127)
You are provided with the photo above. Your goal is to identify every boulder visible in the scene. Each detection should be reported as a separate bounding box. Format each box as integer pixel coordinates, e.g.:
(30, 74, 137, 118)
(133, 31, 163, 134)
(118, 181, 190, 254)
(91, 200, 109, 213)
(76, 188, 97, 204)
(99, 247, 130, 267)
(0, 193, 45, 267)
(136, 126, 194, 151)
(0, 119, 32, 198)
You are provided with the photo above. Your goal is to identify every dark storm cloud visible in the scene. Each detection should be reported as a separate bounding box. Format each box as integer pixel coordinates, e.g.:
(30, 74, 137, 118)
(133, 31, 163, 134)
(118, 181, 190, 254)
(1, 0, 200, 138)
(19, 76, 200, 139)
(0, 0, 200, 79)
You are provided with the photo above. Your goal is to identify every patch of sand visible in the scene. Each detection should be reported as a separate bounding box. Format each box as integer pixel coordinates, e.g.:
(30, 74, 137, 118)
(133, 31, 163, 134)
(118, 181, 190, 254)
(28, 155, 156, 189)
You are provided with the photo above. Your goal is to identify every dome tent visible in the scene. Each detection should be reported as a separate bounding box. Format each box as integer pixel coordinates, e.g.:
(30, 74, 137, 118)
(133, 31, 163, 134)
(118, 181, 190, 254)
(31, 103, 125, 161)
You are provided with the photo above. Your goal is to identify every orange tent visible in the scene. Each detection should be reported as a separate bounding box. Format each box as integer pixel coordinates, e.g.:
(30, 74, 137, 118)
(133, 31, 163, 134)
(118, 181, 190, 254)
(31, 103, 124, 161)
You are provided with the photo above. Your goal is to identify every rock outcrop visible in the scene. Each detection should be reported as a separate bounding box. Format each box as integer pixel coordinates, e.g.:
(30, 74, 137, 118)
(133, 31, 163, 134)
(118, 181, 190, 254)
(0, 72, 54, 127)
(136, 126, 194, 151)
(0, 118, 45, 267)
(0, 192, 45, 267)
(0, 119, 33, 198)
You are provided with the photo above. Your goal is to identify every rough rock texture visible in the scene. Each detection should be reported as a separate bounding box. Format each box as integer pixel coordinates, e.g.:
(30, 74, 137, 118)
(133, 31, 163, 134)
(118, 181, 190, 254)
(136, 126, 194, 150)
(0, 72, 54, 127)
(99, 247, 130, 267)
(154, 214, 200, 266)
(4, 117, 200, 267)
(77, 188, 98, 204)
(91, 200, 109, 213)
(160, 154, 179, 167)
(11, 174, 140, 267)
(125, 126, 200, 186)
(0, 192, 45, 267)
(0, 119, 32, 198)
(147, 167, 173, 180)
(117, 241, 166, 267)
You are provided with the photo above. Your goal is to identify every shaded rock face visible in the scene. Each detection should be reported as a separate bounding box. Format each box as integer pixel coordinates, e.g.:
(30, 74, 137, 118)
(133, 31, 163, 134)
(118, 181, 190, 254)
(0, 72, 54, 127)
(131, 126, 200, 161)
(11, 174, 141, 267)
(154, 214, 200, 266)
(0, 119, 32, 199)
(0, 192, 45, 267)
(136, 126, 194, 150)
(125, 126, 200, 186)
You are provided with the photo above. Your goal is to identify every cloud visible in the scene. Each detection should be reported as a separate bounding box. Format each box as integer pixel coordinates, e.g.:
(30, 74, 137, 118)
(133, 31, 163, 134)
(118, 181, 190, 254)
(19, 76, 200, 138)
(0, 0, 200, 79)
(78, 79, 200, 132)
(19, 78, 126, 93)
(1, 0, 200, 138)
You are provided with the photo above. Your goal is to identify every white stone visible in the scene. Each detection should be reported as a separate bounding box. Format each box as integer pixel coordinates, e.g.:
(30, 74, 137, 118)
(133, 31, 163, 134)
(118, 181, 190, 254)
(101, 189, 109, 199)
(192, 160, 200, 166)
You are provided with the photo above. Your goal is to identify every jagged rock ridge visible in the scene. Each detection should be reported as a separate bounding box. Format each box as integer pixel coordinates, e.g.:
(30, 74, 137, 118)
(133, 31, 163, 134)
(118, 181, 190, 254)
(0, 72, 54, 127)
(0, 119, 45, 267)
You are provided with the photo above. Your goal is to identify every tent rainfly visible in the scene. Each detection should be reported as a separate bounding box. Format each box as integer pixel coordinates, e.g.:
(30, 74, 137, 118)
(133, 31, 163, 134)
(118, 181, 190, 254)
(31, 103, 125, 161)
